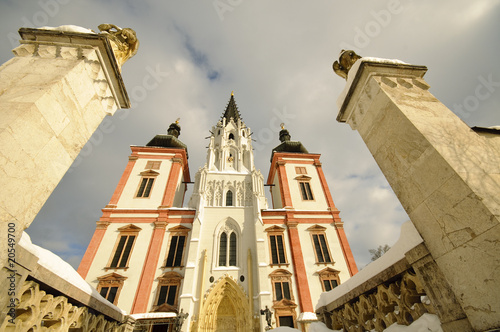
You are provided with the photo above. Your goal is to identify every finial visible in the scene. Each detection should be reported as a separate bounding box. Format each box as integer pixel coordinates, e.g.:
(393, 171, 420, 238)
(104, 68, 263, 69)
(280, 123, 285, 130)
(231, 91, 234, 96)
(333, 50, 362, 80)
(167, 119, 181, 138)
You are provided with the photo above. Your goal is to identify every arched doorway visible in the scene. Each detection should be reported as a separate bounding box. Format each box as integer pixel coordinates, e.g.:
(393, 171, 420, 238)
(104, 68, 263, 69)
(215, 296, 236, 331)
(197, 275, 252, 332)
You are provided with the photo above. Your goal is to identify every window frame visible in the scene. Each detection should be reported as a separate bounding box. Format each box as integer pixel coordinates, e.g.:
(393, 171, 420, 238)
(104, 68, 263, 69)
(96, 273, 127, 305)
(307, 225, 334, 264)
(299, 181, 314, 201)
(318, 267, 341, 292)
(270, 269, 297, 328)
(218, 230, 238, 267)
(135, 170, 159, 198)
(295, 166, 307, 175)
(265, 226, 288, 267)
(153, 272, 183, 310)
(145, 160, 162, 170)
(225, 190, 234, 206)
(269, 269, 294, 302)
(163, 226, 190, 268)
(216, 222, 239, 268)
(106, 225, 141, 270)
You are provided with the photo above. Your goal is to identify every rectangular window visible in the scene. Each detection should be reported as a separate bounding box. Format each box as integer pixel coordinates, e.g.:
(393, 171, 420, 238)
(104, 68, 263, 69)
(323, 279, 338, 291)
(274, 281, 291, 301)
(146, 160, 162, 170)
(299, 182, 314, 200)
(136, 177, 154, 198)
(99, 286, 119, 303)
(295, 167, 307, 174)
(165, 236, 186, 267)
(312, 234, 332, 263)
(269, 235, 286, 265)
(110, 235, 136, 268)
(157, 285, 178, 306)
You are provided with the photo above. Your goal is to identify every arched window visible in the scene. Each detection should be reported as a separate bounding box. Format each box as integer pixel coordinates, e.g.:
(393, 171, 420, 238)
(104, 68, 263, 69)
(228, 133, 235, 140)
(218, 230, 238, 267)
(218, 233, 227, 266)
(226, 190, 233, 206)
(229, 233, 237, 266)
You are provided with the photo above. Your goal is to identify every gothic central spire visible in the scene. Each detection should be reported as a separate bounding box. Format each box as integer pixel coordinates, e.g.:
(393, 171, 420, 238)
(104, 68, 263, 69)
(222, 92, 242, 121)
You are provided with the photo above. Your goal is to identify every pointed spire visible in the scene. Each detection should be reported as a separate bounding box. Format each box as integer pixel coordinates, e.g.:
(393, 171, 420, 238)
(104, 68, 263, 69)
(222, 92, 242, 121)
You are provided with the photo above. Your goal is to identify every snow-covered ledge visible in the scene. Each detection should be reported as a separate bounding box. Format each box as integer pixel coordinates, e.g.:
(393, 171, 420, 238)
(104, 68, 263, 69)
(18, 232, 126, 321)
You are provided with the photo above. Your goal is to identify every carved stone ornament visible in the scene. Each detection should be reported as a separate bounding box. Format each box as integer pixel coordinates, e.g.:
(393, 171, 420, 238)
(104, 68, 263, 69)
(318, 269, 435, 332)
(1, 280, 129, 332)
(333, 50, 362, 80)
(98, 23, 139, 69)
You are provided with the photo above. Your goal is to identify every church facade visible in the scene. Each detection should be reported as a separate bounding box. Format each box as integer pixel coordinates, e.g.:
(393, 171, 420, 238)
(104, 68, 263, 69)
(77, 94, 357, 332)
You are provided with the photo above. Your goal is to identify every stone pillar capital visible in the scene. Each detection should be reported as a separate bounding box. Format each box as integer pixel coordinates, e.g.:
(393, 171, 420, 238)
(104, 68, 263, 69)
(336, 60, 428, 128)
(17, 27, 131, 111)
(96, 221, 110, 229)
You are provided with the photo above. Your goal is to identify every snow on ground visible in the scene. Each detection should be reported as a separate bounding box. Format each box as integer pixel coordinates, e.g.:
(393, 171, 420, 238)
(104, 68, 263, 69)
(384, 314, 443, 332)
(19, 232, 125, 314)
(308, 314, 442, 332)
(317, 221, 423, 309)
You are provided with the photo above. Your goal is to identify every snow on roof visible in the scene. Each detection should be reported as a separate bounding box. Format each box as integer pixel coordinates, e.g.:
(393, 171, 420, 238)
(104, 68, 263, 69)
(19, 232, 126, 314)
(336, 57, 408, 110)
(316, 221, 423, 310)
(130, 312, 177, 320)
(39, 25, 95, 34)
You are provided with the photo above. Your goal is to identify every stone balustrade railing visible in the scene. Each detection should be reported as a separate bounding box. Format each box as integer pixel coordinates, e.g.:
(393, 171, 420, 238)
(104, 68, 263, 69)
(1, 280, 133, 332)
(315, 221, 453, 332)
(316, 267, 435, 332)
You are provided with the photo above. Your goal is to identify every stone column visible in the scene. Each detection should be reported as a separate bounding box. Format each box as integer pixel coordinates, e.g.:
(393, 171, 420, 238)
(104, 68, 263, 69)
(335, 57, 500, 331)
(0, 26, 134, 321)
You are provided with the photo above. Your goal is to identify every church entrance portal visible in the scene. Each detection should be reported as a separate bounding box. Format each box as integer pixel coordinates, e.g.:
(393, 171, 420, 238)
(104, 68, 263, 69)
(197, 276, 252, 332)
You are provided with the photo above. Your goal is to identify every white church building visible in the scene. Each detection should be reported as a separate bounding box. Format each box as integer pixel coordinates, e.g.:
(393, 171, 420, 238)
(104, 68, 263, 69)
(77, 93, 358, 332)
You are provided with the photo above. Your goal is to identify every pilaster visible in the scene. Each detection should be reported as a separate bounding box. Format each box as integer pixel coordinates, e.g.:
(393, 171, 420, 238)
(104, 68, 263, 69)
(276, 161, 293, 209)
(131, 221, 167, 314)
(77, 221, 110, 278)
(286, 219, 313, 313)
(160, 157, 184, 208)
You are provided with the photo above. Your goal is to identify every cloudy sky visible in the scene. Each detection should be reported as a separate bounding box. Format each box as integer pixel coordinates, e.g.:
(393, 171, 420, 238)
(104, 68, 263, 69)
(1, 0, 499, 270)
